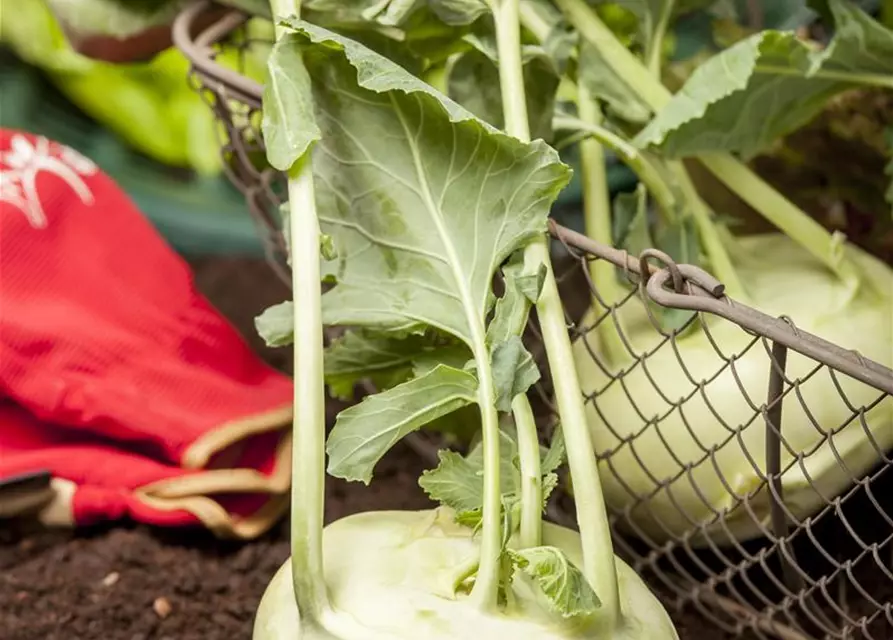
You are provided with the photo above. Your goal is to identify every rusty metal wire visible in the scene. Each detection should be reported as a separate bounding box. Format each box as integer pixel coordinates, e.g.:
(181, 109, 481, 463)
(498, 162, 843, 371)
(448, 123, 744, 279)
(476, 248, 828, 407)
(172, 3, 893, 639)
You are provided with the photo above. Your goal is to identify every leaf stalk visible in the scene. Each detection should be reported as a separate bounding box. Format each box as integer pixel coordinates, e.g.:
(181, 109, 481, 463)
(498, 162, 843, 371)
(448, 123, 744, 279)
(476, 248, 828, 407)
(495, 0, 621, 630)
(270, 0, 330, 625)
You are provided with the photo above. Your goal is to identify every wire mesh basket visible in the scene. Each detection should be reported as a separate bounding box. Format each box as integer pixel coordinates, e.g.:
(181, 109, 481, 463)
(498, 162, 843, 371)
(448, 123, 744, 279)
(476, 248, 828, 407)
(173, 3, 893, 638)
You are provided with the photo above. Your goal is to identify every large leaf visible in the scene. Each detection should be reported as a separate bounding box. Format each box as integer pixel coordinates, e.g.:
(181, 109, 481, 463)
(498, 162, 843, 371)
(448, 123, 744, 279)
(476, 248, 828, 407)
(267, 21, 571, 482)
(271, 21, 571, 344)
(327, 364, 478, 483)
(508, 546, 601, 618)
(635, 0, 893, 158)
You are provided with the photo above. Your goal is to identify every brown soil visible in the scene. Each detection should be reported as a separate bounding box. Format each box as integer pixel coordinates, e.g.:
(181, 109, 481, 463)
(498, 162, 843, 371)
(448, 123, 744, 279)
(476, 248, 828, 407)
(0, 256, 880, 640)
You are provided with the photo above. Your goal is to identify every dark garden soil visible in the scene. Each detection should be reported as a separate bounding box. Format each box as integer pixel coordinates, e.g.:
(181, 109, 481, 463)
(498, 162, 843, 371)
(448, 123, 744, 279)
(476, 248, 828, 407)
(0, 255, 885, 640)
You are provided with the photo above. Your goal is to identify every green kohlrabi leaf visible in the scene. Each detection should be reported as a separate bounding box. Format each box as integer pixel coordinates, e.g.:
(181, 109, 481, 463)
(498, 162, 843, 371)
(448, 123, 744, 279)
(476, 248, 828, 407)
(540, 426, 566, 502)
(613, 183, 652, 255)
(419, 429, 520, 513)
(486, 255, 545, 346)
(255, 301, 295, 347)
(323, 329, 466, 399)
(420, 425, 565, 527)
(490, 337, 540, 412)
(578, 37, 653, 124)
(266, 20, 568, 483)
(446, 32, 562, 141)
(508, 546, 601, 618)
(430, 0, 490, 25)
(270, 21, 570, 342)
(541, 426, 566, 475)
(262, 34, 321, 171)
(327, 364, 478, 483)
(635, 0, 893, 158)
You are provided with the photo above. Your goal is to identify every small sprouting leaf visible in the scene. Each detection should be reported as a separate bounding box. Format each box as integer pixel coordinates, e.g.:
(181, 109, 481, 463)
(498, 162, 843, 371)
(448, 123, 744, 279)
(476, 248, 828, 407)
(255, 301, 294, 347)
(487, 258, 538, 346)
(419, 429, 520, 512)
(327, 365, 477, 483)
(541, 426, 566, 475)
(541, 471, 559, 502)
(262, 33, 321, 171)
(517, 263, 548, 304)
(320, 233, 338, 260)
(508, 546, 601, 618)
(635, 0, 893, 158)
(490, 337, 540, 412)
(420, 451, 489, 513)
(578, 38, 652, 125)
(446, 32, 562, 141)
(614, 183, 652, 256)
(540, 427, 565, 502)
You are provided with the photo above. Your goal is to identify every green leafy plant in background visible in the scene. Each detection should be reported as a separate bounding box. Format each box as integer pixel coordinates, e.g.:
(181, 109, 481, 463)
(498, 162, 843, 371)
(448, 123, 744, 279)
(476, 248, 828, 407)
(519, 0, 893, 544)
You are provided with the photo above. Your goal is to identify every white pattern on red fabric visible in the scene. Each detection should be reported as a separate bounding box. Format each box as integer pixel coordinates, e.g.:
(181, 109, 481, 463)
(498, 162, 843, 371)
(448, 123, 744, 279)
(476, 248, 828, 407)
(0, 134, 98, 228)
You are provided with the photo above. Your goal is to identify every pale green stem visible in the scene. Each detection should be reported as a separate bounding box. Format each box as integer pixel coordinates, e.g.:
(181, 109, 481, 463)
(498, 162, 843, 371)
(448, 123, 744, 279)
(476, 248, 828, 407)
(646, 0, 675, 77)
(669, 161, 749, 301)
(545, 0, 858, 283)
(285, 161, 330, 622)
(528, 240, 622, 630)
(468, 348, 504, 611)
(270, 0, 329, 624)
(699, 154, 859, 289)
(576, 85, 628, 364)
(498, 0, 621, 629)
(755, 65, 893, 90)
(553, 115, 680, 225)
(512, 394, 542, 548)
(493, 0, 531, 141)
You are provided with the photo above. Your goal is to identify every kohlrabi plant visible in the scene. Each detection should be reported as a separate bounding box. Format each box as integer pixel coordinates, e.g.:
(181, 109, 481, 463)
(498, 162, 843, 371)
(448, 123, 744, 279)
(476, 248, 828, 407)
(251, 0, 677, 638)
(514, 0, 893, 544)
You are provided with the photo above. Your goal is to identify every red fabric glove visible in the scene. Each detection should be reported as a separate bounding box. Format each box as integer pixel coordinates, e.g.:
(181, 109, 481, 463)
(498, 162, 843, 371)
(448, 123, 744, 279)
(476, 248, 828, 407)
(0, 128, 293, 538)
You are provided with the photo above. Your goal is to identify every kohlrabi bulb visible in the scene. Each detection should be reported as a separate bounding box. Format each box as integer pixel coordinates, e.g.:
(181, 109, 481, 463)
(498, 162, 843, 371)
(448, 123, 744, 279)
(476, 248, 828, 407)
(575, 234, 893, 545)
(253, 508, 678, 640)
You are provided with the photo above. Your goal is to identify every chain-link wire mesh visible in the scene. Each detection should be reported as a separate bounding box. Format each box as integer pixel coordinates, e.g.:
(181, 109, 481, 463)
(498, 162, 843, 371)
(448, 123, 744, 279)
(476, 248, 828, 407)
(172, 3, 893, 638)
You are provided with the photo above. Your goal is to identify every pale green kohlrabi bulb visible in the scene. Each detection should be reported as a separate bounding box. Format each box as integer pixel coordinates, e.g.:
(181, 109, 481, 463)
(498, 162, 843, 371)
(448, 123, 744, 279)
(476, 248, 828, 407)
(574, 233, 893, 546)
(253, 508, 679, 640)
